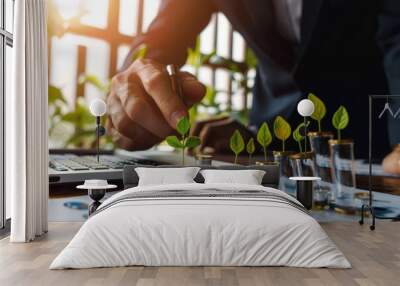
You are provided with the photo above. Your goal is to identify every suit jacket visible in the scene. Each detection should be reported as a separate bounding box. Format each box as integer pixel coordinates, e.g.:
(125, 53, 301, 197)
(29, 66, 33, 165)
(123, 0, 400, 158)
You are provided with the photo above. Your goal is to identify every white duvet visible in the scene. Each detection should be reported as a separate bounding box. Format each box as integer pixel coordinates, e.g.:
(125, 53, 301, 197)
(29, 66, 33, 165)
(50, 183, 351, 269)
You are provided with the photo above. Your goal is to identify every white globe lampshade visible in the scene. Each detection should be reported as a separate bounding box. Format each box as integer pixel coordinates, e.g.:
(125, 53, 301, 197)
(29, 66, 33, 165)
(90, 98, 107, 117)
(297, 99, 315, 117)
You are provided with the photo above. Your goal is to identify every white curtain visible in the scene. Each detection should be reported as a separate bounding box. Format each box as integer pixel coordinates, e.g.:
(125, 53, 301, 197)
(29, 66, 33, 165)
(7, 0, 49, 242)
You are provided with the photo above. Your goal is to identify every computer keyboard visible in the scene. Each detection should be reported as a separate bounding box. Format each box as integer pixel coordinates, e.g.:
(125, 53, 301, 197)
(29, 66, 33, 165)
(49, 154, 158, 172)
(48, 150, 171, 185)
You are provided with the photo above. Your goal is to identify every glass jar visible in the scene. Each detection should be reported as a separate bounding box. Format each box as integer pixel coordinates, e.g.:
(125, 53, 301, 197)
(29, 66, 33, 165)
(273, 151, 296, 193)
(289, 151, 315, 177)
(289, 151, 330, 209)
(308, 132, 334, 208)
(329, 139, 356, 206)
(308, 132, 334, 182)
(196, 154, 213, 166)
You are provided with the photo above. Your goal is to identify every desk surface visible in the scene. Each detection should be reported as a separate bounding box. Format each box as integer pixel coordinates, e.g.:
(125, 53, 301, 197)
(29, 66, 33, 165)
(117, 148, 400, 193)
(50, 148, 400, 220)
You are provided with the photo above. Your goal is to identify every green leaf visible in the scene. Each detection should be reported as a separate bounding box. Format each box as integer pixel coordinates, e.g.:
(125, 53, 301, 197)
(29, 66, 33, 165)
(203, 86, 218, 106)
(53, 106, 62, 117)
(273, 116, 291, 141)
(166, 136, 183, 149)
(246, 138, 255, 155)
(187, 37, 216, 69)
(232, 110, 249, 126)
(131, 44, 148, 62)
(228, 63, 241, 73)
(61, 107, 94, 126)
(332, 106, 349, 130)
(61, 98, 95, 126)
(293, 128, 302, 143)
(292, 121, 310, 142)
(230, 130, 245, 156)
(176, 116, 190, 136)
(188, 105, 198, 125)
(79, 74, 108, 92)
(201, 50, 217, 65)
(245, 48, 258, 69)
(308, 93, 326, 122)
(186, 37, 202, 68)
(257, 122, 272, 148)
(293, 125, 304, 142)
(48, 85, 67, 104)
(185, 136, 201, 148)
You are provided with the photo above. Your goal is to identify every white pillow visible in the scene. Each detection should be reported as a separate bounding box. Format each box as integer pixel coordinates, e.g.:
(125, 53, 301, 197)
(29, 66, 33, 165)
(200, 169, 266, 185)
(135, 167, 200, 186)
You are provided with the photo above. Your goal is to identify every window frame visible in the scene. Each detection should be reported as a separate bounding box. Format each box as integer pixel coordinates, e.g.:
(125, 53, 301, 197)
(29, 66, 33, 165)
(0, 0, 14, 231)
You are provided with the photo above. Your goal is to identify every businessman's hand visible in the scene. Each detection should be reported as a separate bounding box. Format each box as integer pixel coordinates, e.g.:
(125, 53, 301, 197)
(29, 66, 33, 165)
(106, 58, 206, 150)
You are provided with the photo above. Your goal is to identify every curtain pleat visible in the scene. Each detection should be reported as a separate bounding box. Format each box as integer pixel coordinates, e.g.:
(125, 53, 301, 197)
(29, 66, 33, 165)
(8, 0, 48, 242)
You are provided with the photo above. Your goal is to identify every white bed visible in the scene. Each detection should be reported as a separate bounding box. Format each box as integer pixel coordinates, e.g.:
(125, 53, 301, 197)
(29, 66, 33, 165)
(50, 183, 351, 269)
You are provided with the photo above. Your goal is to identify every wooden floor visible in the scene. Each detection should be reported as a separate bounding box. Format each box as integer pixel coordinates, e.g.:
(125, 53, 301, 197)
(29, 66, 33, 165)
(0, 222, 399, 286)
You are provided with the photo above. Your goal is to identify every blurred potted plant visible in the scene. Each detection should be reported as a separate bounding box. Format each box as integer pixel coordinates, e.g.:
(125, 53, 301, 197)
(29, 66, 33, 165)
(48, 85, 105, 149)
(48, 42, 148, 149)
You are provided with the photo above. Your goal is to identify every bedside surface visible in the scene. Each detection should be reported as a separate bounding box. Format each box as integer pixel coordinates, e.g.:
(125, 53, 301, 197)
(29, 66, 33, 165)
(289, 176, 321, 181)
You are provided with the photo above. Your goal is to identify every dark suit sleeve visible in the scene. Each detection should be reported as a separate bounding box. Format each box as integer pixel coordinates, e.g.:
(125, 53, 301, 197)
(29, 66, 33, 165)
(121, 0, 215, 70)
(377, 0, 400, 144)
(377, 0, 400, 93)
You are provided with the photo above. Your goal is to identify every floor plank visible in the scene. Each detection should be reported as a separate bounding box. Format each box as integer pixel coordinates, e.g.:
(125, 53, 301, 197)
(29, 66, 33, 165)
(0, 222, 399, 286)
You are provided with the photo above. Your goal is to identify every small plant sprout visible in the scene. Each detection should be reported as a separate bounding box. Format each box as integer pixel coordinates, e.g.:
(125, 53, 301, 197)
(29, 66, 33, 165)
(131, 44, 148, 62)
(246, 138, 255, 165)
(332, 105, 349, 140)
(308, 93, 326, 132)
(297, 99, 314, 152)
(273, 116, 291, 152)
(257, 122, 272, 162)
(166, 117, 201, 165)
(293, 122, 310, 153)
(230, 130, 245, 164)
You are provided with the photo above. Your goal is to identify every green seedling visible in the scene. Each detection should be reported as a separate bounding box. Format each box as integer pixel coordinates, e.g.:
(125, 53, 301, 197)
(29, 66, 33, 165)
(257, 122, 272, 161)
(230, 130, 245, 164)
(166, 117, 201, 165)
(293, 122, 310, 153)
(308, 93, 326, 132)
(332, 106, 349, 140)
(273, 116, 291, 152)
(246, 138, 255, 165)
